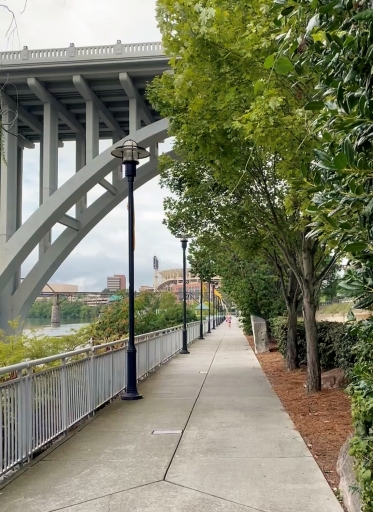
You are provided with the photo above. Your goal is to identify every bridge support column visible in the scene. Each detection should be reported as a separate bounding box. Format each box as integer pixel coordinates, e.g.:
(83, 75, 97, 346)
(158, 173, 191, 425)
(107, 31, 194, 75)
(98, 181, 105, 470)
(0, 98, 22, 333)
(76, 134, 86, 218)
(51, 294, 61, 328)
(39, 103, 59, 257)
(112, 132, 123, 187)
(129, 98, 141, 134)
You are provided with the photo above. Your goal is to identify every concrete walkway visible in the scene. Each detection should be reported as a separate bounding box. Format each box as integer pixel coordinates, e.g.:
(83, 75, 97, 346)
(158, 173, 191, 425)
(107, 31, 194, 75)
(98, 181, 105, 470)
(1, 319, 342, 512)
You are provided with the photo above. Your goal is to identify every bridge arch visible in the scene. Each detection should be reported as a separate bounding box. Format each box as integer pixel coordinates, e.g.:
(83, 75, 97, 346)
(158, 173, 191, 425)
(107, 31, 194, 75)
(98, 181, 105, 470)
(0, 119, 169, 292)
(12, 149, 176, 327)
(0, 119, 170, 332)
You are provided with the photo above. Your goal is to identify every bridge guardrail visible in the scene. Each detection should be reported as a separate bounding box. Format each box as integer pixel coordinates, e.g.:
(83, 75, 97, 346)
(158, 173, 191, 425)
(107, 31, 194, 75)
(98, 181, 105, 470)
(0, 41, 164, 65)
(0, 319, 212, 478)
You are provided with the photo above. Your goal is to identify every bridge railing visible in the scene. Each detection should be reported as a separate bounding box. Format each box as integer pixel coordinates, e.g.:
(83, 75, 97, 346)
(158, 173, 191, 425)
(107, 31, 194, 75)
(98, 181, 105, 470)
(0, 319, 208, 478)
(0, 41, 164, 65)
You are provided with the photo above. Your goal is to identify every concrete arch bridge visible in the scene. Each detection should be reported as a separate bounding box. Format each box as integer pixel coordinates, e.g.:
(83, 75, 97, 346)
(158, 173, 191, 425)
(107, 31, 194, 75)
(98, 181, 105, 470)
(0, 41, 171, 332)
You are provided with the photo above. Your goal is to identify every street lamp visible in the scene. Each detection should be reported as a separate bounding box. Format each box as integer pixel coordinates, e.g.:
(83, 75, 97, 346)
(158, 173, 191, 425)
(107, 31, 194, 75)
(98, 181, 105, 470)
(111, 140, 150, 401)
(199, 278, 204, 339)
(177, 235, 190, 354)
(212, 281, 216, 329)
(207, 281, 211, 333)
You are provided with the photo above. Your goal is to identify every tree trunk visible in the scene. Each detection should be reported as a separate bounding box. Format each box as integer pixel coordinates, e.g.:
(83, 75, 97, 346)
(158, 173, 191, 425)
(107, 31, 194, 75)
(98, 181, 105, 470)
(302, 240, 321, 393)
(286, 271, 299, 371)
(286, 302, 298, 371)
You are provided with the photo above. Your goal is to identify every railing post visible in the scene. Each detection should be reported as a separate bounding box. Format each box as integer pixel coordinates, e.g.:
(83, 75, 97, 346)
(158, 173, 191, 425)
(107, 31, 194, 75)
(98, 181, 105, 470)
(17, 370, 24, 466)
(26, 367, 32, 462)
(89, 348, 95, 414)
(146, 335, 150, 376)
(61, 358, 68, 433)
(110, 346, 114, 402)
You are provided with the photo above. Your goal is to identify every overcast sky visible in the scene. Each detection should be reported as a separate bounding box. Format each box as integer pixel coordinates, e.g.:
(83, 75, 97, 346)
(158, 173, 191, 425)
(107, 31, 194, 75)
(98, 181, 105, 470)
(0, 0, 183, 291)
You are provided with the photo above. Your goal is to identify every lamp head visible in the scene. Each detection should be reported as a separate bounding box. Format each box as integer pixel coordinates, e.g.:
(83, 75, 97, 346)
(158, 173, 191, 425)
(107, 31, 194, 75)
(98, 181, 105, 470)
(176, 233, 191, 243)
(111, 139, 150, 164)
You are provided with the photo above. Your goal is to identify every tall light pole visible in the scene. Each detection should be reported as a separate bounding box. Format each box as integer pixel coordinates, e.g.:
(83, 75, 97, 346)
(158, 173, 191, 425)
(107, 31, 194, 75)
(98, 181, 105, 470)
(212, 281, 216, 329)
(178, 235, 190, 354)
(199, 278, 204, 339)
(111, 140, 149, 401)
(207, 281, 211, 333)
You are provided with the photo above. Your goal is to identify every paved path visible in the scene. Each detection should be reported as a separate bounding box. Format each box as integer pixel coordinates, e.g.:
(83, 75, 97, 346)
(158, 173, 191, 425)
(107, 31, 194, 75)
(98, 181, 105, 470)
(1, 319, 342, 511)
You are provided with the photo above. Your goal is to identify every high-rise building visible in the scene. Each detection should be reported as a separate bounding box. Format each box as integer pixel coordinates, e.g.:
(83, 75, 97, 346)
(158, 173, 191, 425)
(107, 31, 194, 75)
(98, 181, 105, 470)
(107, 274, 126, 292)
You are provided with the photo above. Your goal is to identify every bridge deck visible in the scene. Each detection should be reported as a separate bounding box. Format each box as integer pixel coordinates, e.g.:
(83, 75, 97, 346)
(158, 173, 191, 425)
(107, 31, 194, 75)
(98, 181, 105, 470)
(0, 321, 342, 512)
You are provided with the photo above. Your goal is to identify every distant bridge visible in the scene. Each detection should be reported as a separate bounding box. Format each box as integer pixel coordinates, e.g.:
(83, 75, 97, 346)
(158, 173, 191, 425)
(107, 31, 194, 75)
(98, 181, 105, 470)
(0, 41, 171, 332)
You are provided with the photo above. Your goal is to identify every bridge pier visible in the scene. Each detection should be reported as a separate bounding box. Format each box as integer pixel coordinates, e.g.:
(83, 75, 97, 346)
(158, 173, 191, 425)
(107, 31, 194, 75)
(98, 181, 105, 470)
(51, 295, 61, 328)
(0, 95, 23, 334)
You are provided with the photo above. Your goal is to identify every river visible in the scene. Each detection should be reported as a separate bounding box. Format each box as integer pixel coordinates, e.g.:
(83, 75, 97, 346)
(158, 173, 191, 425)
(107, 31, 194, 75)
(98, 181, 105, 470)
(23, 318, 90, 337)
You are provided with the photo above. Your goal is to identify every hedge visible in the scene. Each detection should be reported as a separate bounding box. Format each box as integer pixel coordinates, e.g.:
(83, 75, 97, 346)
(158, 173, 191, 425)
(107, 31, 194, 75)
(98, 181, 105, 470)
(347, 319, 373, 511)
(268, 316, 357, 371)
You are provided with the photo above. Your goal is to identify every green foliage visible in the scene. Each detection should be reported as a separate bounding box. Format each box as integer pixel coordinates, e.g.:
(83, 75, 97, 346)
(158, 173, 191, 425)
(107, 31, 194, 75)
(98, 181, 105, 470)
(320, 261, 344, 303)
(348, 319, 373, 511)
(89, 291, 197, 341)
(219, 255, 286, 330)
(275, 0, 373, 312)
(0, 323, 90, 369)
(28, 298, 101, 320)
(150, 0, 340, 391)
(0, 292, 198, 369)
(269, 316, 356, 371)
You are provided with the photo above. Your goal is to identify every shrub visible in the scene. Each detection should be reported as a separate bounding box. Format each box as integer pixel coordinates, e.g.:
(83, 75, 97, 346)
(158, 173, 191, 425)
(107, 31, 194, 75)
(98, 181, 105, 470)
(268, 316, 357, 371)
(347, 319, 373, 511)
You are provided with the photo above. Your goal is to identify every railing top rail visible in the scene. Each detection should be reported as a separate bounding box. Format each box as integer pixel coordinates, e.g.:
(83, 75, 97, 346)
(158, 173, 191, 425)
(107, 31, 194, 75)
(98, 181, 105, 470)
(0, 321, 199, 376)
(0, 41, 165, 65)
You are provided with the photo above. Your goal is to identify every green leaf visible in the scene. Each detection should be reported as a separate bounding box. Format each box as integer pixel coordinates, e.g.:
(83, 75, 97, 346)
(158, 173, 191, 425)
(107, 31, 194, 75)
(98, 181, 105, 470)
(264, 54, 275, 69)
(344, 242, 368, 253)
(254, 80, 264, 96)
(319, 0, 339, 14)
(361, 469, 372, 481)
(356, 184, 364, 195)
(342, 140, 355, 165)
(304, 101, 324, 111)
(281, 6, 294, 15)
(334, 153, 348, 170)
(274, 56, 294, 75)
(353, 10, 373, 22)
(300, 162, 308, 177)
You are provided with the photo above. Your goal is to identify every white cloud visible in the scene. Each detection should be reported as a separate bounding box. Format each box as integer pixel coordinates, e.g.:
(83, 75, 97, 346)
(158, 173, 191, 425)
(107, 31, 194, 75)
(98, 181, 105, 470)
(1, 1, 184, 291)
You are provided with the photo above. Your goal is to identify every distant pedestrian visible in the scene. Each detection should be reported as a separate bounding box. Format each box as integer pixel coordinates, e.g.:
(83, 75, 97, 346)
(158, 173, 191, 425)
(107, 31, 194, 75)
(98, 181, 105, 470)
(226, 315, 232, 328)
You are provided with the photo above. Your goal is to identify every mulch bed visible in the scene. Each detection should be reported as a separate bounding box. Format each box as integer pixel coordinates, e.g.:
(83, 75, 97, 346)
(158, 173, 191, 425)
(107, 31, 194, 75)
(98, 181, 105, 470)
(247, 335, 352, 492)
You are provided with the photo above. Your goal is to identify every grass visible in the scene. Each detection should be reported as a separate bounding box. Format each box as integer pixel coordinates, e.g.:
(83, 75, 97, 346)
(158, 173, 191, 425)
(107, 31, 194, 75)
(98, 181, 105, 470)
(318, 302, 353, 315)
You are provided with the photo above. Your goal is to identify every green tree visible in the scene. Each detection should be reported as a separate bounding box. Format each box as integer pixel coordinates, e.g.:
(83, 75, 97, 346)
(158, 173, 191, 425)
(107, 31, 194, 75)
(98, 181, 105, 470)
(149, 0, 338, 391)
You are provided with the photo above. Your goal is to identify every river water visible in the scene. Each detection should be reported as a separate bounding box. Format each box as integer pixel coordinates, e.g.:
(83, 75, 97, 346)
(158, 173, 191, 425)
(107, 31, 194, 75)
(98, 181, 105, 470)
(23, 318, 90, 337)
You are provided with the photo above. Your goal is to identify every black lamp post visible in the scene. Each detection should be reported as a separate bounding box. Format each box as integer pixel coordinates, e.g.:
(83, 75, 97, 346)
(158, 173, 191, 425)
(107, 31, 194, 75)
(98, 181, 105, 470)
(178, 235, 190, 354)
(207, 281, 211, 333)
(212, 282, 216, 329)
(199, 278, 204, 339)
(111, 140, 149, 401)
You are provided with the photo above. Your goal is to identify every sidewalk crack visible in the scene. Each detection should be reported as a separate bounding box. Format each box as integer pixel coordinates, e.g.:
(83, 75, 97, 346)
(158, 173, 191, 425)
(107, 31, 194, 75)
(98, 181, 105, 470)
(166, 481, 284, 512)
(163, 329, 226, 480)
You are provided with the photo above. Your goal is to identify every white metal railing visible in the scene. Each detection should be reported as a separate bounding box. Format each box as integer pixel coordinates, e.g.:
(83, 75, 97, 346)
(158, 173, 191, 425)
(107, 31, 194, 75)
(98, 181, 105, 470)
(0, 41, 164, 66)
(0, 320, 208, 477)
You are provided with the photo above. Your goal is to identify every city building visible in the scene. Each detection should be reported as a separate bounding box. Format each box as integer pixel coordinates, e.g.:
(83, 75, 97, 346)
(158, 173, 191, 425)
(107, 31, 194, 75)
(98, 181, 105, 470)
(107, 274, 126, 292)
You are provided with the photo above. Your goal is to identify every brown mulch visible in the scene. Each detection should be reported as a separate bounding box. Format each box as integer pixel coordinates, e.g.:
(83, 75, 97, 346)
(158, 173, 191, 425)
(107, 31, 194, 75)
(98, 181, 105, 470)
(247, 335, 352, 492)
